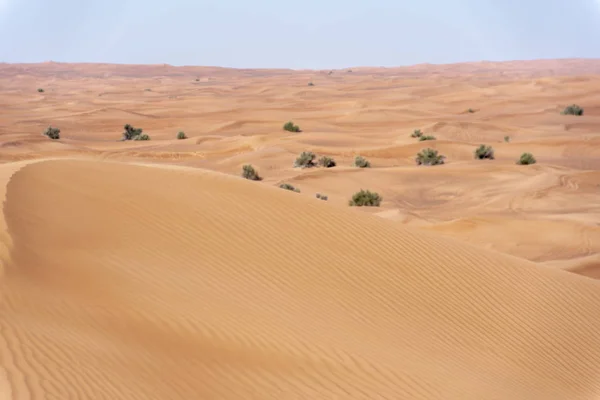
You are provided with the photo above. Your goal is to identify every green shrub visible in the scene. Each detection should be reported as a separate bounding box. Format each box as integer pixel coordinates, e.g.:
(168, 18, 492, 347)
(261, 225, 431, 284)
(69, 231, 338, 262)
(561, 104, 583, 116)
(411, 129, 423, 138)
(474, 145, 494, 160)
(316, 193, 328, 201)
(308, 82, 315, 86)
(280, 183, 300, 193)
(242, 164, 261, 180)
(42, 126, 60, 140)
(415, 148, 445, 166)
(37, 88, 44, 93)
(177, 131, 187, 140)
(134, 134, 150, 141)
(318, 156, 336, 168)
(467, 108, 475, 113)
(122, 124, 144, 141)
(353, 155, 371, 168)
(294, 151, 316, 168)
(349, 189, 382, 207)
(517, 153, 536, 165)
(419, 135, 436, 141)
(504, 135, 510, 143)
(283, 121, 301, 132)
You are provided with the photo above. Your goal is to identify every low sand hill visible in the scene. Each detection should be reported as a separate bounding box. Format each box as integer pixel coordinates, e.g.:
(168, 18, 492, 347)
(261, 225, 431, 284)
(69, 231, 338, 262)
(1, 60, 600, 398)
(1, 159, 600, 399)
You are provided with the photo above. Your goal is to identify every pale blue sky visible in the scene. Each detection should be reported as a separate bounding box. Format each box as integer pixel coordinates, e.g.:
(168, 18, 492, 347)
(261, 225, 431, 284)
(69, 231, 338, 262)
(1, 0, 599, 69)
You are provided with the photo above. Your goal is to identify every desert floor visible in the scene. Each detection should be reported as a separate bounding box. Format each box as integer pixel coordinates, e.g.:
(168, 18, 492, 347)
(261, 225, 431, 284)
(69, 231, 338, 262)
(1, 60, 600, 399)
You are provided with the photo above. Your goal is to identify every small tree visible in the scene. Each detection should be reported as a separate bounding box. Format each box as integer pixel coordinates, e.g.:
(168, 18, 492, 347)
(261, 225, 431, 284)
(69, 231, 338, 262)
(474, 145, 494, 160)
(517, 153, 536, 165)
(283, 121, 301, 132)
(561, 104, 584, 116)
(419, 135, 436, 141)
(294, 151, 316, 168)
(416, 148, 445, 166)
(43, 126, 60, 140)
(177, 131, 187, 140)
(318, 156, 336, 168)
(353, 155, 371, 168)
(349, 189, 382, 207)
(280, 183, 300, 193)
(411, 129, 423, 138)
(122, 124, 144, 140)
(242, 164, 261, 180)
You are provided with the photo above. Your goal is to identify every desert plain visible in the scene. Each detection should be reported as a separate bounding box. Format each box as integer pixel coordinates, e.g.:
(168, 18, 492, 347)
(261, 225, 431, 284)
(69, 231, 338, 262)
(1, 59, 600, 399)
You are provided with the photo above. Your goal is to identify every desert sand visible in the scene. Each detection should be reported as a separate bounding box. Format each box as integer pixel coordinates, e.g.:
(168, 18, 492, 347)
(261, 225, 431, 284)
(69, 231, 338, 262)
(1, 59, 600, 399)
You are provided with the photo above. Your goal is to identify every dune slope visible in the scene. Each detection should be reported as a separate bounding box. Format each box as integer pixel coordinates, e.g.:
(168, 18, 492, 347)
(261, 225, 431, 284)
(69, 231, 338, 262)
(2, 159, 600, 399)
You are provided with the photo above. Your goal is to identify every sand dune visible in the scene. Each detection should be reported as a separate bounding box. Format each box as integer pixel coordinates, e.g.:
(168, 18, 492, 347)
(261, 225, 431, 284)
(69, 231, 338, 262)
(2, 60, 600, 398)
(1, 159, 600, 399)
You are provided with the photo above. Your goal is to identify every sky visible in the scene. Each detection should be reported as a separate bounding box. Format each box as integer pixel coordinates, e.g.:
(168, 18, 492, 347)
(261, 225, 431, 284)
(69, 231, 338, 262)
(0, 0, 599, 69)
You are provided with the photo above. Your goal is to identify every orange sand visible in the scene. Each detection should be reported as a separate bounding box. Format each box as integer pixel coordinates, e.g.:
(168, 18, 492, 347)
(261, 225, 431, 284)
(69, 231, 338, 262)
(1, 60, 600, 399)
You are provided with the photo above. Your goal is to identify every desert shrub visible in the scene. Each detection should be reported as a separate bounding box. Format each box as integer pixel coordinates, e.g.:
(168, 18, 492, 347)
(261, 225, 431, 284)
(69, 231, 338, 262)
(316, 193, 328, 201)
(134, 133, 150, 141)
(349, 189, 382, 207)
(419, 135, 436, 141)
(474, 145, 494, 160)
(177, 131, 187, 140)
(467, 108, 475, 113)
(504, 135, 510, 143)
(283, 121, 301, 132)
(353, 155, 371, 168)
(517, 153, 536, 165)
(561, 104, 583, 116)
(308, 82, 315, 86)
(415, 148, 445, 166)
(280, 183, 300, 193)
(411, 129, 423, 138)
(242, 164, 261, 180)
(122, 124, 144, 140)
(318, 156, 336, 168)
(37, 88, 44, 93)
(42, 126, 60, 140)
(294, 151, 316, 168)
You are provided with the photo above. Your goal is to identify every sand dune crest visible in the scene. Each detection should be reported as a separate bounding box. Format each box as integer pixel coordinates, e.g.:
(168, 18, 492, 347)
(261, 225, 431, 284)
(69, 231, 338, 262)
(2, 159, 600, 399)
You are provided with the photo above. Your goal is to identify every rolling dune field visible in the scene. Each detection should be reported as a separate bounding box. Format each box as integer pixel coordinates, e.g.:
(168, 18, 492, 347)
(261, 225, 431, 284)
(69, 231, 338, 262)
(1, 60, 600, 398)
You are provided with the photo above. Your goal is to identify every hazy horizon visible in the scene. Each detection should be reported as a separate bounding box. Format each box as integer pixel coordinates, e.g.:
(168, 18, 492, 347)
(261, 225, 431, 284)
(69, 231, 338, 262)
(1, 0, 600, 69)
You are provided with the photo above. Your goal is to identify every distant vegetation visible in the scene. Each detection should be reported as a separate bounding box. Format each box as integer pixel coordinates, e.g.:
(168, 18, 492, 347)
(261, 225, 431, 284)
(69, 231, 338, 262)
(561, 104, 584, 116)
(318, 156, 336, 168)
(467, 108, 475, 113)
(504, 135, 511, 143)
(177, 131, 187, 140)
(349, 189, 382, 207)
(42, 126, 60, 140)
(294, 151, 317, 168)
(411, 129, 423, 138)
(280, 183, 300, 193)
(283, 121, 301, 133)
(474, 145, 495, 160)
(242, 164, 261, 180)
(517, 153, 536, 165)
(419, 135, 436, 141)
(353, 155, 371, 168)
(416, 148, 445, 166)
(122, 124, 147, 141)
(37, 88, 44, 93)
(316, 193, 328, 201)
(308, 82, 315, 86)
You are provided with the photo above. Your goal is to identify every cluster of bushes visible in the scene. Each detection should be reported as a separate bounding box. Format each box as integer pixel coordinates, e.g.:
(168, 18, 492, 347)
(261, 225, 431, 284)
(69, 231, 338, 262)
(122, 124, 150, 141)
(283, 121, 301, 133)
(293, 152, 338, 169)
(411, 129, 436, 141)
